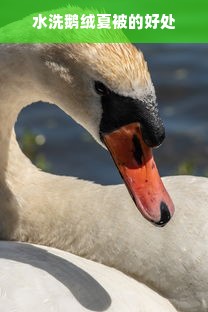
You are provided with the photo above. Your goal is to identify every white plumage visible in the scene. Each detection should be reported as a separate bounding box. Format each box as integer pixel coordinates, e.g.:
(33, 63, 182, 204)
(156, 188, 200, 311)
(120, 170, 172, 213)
(0, 43, 207, 312)
(0, 241, 177, 312)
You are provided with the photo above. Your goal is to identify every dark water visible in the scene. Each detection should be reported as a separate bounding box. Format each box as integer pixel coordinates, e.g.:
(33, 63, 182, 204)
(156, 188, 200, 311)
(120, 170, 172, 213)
(15, 44, 208, 184)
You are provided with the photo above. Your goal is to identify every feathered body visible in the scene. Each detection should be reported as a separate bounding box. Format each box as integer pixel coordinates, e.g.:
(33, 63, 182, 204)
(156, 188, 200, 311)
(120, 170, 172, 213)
(0, 43, 207, 312)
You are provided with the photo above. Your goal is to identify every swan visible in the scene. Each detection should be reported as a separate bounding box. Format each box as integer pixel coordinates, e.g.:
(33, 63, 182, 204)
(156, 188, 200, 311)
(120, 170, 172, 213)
(0, 241, 178, 312)
(0, 43, 207, 312)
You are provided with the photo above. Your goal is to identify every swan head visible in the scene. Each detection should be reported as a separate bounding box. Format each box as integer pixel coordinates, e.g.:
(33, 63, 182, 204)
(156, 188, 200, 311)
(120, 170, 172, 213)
(43, 43, 174, 226)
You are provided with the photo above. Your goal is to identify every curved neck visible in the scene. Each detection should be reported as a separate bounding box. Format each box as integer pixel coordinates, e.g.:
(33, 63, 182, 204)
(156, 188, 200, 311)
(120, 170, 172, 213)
(0, 45, 125, 247)
(0, 46, 45, 172)
(0, 44, 101, 177)
(0, 44, 78, 176)
(0, 44, 103, 243)
(0, 45, 56, 238)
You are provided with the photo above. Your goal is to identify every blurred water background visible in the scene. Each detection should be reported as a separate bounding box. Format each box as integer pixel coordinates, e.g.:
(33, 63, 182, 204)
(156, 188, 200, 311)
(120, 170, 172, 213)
(15, 44, 208, 184)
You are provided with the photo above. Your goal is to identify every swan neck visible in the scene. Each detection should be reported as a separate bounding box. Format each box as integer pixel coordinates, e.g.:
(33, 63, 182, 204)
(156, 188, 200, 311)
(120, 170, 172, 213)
(0, 46, 38, 171)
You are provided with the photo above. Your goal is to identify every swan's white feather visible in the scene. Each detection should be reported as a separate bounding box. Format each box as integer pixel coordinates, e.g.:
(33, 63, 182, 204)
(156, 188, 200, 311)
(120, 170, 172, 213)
(0, 241, 177, 312)
(0, 43, 207, 312)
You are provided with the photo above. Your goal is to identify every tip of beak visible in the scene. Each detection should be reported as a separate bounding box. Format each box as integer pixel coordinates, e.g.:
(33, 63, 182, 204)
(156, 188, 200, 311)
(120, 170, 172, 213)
(152, 202, 172, 227)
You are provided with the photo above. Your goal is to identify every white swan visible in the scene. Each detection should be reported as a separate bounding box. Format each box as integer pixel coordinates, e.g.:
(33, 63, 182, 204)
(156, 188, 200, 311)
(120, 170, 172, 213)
(0, 43, 207, 312)
(0, 241, 177, 312)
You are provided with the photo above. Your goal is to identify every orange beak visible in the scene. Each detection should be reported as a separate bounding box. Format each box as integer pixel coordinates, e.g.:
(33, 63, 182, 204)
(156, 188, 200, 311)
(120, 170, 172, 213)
(102, 122, 175, 226)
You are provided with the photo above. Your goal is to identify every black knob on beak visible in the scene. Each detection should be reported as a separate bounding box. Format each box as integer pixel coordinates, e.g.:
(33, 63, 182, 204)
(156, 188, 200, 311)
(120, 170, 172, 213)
(141, 121, 165, 148)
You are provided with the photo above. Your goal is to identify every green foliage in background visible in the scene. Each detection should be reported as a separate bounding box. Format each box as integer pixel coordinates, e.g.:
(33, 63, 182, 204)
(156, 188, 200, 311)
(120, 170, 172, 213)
(18, 129, 51, 172)
(176, 160, 208, 177)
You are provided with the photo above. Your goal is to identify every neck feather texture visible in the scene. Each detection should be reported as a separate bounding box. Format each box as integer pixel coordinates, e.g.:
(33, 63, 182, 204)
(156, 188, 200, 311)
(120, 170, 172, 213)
(0, 44, 87, 240)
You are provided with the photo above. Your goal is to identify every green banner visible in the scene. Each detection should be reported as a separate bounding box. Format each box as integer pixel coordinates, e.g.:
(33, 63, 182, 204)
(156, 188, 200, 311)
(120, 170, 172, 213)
(0, 0, 207, 43)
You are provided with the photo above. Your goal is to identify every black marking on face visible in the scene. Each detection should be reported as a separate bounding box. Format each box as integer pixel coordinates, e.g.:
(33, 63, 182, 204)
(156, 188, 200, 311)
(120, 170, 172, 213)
(132, 135, 143, 166)
(99, 90, 165, 148)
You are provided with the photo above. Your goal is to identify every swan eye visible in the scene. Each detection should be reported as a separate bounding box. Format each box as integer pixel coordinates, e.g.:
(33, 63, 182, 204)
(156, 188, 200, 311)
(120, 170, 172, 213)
(94, 81, 109, 96)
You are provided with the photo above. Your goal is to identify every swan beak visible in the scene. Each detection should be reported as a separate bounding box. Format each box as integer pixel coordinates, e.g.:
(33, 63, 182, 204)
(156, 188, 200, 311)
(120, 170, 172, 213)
(102, 122, 175, 226)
